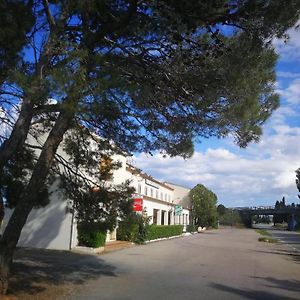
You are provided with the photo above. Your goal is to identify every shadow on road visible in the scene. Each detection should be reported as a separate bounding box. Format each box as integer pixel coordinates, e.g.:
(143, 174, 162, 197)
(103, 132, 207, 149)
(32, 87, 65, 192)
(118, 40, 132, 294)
(210, 282, 299, 300)
(252, 248, 300, 264)
(251, 276, 300, 293)
(8, 247, 117, 298)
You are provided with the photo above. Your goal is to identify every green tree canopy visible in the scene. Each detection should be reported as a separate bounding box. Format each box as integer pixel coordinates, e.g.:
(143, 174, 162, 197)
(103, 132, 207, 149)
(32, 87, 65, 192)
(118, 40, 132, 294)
(189, 184, 218, 228)
(217, 204, 227, 217)
(274, 197, 288, 224)
(1, 0, 300, 294)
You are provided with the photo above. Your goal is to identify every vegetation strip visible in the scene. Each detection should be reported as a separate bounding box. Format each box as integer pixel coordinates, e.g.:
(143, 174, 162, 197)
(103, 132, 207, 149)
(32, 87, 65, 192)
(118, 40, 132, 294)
(255, 229, 271, 236)
(255, 229, 278, 243)
(258, 236, 278, 243)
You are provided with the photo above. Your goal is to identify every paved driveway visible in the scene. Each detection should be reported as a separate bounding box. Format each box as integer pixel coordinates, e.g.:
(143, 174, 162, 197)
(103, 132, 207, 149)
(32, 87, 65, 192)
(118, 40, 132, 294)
(69, 228, 300, 300)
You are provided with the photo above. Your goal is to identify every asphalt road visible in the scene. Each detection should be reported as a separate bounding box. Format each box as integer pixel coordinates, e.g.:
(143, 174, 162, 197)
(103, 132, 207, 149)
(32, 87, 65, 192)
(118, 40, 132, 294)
(254, 224, 300, 253)
(270, 229, 300, 253)
(70, 228, 300, 300)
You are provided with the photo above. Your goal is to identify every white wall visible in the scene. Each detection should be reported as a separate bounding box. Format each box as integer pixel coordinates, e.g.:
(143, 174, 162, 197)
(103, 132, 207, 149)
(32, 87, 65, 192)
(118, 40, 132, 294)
(165, 182, 191, 208)
(143, 199, 174, 225)
(111, 154, 130, 184)
(0, 141, 194, 251)
(1, 180, 75, 250)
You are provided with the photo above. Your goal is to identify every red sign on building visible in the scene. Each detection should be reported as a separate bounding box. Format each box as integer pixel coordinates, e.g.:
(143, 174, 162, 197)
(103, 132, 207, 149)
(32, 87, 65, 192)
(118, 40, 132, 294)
(133, 196, 143, 212)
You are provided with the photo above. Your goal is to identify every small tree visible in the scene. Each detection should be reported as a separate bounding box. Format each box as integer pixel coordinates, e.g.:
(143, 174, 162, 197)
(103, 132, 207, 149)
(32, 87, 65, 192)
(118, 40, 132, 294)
(273, 197, 288, 224)
(219, 209, 242, 227)
(217, 204, 227, 217)
(189, 184, 218, 228)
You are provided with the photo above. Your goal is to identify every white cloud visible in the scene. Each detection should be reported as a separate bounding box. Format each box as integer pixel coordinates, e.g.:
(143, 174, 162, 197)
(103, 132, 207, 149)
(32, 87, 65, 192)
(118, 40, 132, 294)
(132, 121, 300, 207)
(274, 23, 300, 61)
(277, 78, 300, 104)
(277, 71, 300, 78)
(132, 22, 300, 208)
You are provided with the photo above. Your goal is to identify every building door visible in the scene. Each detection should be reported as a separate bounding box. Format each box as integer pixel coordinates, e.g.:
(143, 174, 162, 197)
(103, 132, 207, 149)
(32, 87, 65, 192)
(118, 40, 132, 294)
(161, 210, 165, 225)
(153, 209, 158, 225)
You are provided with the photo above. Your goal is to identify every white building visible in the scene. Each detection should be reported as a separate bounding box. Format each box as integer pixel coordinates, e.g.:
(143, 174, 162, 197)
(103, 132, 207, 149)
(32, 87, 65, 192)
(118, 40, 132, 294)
(1, 151, 192, 250)
(166, 182, 192, 226)
(125, 164, 178, 226)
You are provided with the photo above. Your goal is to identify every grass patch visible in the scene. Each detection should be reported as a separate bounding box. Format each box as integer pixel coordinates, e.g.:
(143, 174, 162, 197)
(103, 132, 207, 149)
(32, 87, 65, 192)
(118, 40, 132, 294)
(258, 236, 278, 243)
(273, 223, 288, 230)
(255, 229, 271, 236)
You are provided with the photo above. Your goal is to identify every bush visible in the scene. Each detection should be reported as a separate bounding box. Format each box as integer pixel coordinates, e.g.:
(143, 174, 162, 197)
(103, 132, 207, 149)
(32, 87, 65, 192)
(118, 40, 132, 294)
(117, 212, 151, 244)
(186, 224, 197, 232)
(117, 221, 139, 242)
(77, 224, 106, 248)
(219, 210, 242, 226)
(147, 225, 183, 240)
(255, 229, 271, 236)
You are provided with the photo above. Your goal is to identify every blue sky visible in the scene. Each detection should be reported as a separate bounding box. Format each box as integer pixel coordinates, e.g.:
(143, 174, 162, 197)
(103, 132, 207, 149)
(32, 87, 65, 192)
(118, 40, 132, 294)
(132, 26, 300, 208)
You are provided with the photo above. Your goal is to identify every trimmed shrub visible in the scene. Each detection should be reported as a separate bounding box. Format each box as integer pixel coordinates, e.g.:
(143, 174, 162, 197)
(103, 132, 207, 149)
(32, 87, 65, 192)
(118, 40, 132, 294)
(147, 225, 183, 240)
(186, 224, 197, 233)
(117, 221, 139, 242)
(117, 213, 151, 244)
(77, 224, 106, 248)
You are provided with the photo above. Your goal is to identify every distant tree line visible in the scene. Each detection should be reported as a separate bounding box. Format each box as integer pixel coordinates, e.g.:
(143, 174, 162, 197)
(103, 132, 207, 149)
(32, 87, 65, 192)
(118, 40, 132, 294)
(273, 197, 288, 224)
(217, 204, 242, 227)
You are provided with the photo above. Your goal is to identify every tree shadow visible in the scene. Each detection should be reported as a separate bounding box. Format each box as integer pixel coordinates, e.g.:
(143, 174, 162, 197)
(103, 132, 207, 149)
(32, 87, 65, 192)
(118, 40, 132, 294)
(250, 276, 300, 293)
(8, 247, 117, 297)
(252, 248, 300, 264)
(210, 283, 299, 300)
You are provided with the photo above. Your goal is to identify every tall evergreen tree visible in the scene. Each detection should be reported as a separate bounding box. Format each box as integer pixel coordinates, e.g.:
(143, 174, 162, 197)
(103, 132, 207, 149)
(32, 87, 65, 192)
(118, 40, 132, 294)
(1, 1, 300, 294)
(0, 0, 35, 228)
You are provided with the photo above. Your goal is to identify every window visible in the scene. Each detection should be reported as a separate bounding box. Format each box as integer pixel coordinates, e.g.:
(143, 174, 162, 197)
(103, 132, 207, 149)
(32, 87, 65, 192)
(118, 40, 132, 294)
(138, 184, 141, 194)
(156, 190, 159, 199)
(161, 192, 163, 200)
(150, 188, 153, 197)
(144, 186, 148, 196)
(168, 195, 171, 202)
(165, 193, 167, 201)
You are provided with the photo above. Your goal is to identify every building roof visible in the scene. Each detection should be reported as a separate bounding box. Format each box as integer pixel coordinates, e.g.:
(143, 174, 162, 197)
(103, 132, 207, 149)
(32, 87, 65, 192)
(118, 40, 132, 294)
(126, 164, 174, 191)
(164, 182, 191, 191)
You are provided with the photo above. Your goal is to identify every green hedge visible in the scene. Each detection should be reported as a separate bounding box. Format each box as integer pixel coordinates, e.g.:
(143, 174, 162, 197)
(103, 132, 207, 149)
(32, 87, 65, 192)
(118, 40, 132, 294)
(117, 213, 151, 244)
(186, 224, 197, 232)
(147, 225, 183, 240)
(78, 224, 106, 248)
(117, 221, 139, 242)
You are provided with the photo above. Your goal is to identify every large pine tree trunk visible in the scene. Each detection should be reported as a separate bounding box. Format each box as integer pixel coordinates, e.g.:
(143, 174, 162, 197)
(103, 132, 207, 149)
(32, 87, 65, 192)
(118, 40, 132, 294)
(0, 98, 34, 173)
(0, 98, 34, 228)
(0, 23, 57, 225)
(0, 110, 72, 294)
